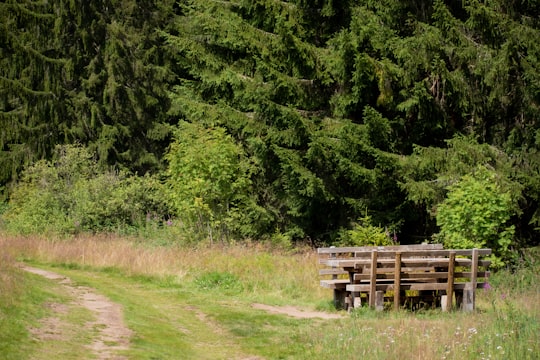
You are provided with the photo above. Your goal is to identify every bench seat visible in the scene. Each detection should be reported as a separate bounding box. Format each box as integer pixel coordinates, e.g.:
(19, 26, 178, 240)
(320, 279, 349, 289)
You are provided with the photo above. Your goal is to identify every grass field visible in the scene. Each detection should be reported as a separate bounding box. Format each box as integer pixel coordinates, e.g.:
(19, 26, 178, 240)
(1, 234, 538, 359)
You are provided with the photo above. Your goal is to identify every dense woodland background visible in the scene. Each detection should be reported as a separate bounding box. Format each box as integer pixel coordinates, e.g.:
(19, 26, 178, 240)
(1, 0, 539, 263)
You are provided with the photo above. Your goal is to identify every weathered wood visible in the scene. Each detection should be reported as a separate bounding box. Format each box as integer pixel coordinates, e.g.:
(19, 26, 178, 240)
(375, 291, 385, 311)
(467, 248, 479, 311)
(346, 282, 488, 292)
(320, 279, 349, 289)
(369, 251, 378, 308)
(354, 271, 490, 281)
(446, 252, 456, 311)
(353, 249, 492, 258)
(321, 258, 491, 268)
(318, 245, 491, 312)
(319, 268, 348, 276)
(317, 244, 444, 254)
(352, 291, 362, 309)
(394, 252, 401, 311)
(441, 295, 449, 312)
(333, 289, 348, 310)
(461, 289, 474, 312)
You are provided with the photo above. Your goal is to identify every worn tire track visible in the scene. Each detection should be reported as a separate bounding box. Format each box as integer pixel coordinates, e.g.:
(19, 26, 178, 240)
(23, 266, 133, 360)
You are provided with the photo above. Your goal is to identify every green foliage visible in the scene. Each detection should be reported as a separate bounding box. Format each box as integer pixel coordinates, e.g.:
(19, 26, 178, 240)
(2, 145, 167, 235)
(338, 214, 394, 247)
(436, 167, 517, 267)
(0, 0, 539, 249)
(165, 122, 264, 241)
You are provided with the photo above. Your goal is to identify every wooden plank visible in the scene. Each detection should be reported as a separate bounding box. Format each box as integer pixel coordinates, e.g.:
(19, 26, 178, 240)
(369, 251, 378, 308)
(346, 282, 488, 292)
(317, 244, 444, 254)
(394, 252, 401, 311)
(320, 279, 349, 289)
(446, 252, 456, 311)
(319, 258, 491, 268)
(353, 249, 492, 258)
(319, 268, 348, 276)
(354, 271, 490, 281)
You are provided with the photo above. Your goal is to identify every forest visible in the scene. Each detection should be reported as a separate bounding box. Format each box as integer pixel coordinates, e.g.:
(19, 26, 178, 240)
(1, 0, 539, 265)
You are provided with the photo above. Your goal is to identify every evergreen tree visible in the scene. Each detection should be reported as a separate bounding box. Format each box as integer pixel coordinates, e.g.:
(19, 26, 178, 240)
(0, 0, 175, 187)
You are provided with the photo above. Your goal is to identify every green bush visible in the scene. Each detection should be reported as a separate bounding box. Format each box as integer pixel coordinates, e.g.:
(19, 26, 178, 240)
(436, 166, 517, 267)
(165, 122, 269, 242)
(338, 214, 394, 246)
(2, 145, 169, 235)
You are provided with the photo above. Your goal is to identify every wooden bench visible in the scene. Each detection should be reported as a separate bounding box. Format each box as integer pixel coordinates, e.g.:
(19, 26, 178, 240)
(318, 245, 491, 312)
(318, 244, 443, 309)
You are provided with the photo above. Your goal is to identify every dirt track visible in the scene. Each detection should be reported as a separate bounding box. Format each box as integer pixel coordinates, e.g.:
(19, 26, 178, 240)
(23, 266, 133, 360)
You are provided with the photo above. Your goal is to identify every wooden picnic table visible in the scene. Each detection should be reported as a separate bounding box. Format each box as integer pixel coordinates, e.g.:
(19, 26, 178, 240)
(318, 246, 491, 312)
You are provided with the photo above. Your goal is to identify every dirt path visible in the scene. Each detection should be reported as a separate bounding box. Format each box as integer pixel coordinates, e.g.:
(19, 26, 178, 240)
(23, 266, 133, 360)
(252, 303, 345, 319)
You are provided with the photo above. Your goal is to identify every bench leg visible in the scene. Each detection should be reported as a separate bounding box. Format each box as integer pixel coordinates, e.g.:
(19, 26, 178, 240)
(455, 289, 464, 309)
(333, 289, 347, 310)
(351, 291, 362, 310)
(441, 293, 454, 312)
(375, 291, 384, 311)
(461, 289, 474, 312)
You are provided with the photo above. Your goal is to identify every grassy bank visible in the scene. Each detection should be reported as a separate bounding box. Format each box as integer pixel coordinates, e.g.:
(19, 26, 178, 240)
(1, 234, 538, 359)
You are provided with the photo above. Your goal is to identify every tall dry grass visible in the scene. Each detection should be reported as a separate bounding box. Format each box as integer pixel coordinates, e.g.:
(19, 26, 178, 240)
(2, 233, 328, 305)
(0, 248, 23, 307)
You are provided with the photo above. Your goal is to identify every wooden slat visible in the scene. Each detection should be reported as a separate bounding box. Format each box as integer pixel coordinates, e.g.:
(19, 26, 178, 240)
(319, 268, 348, 276)
(354, 271, 490, 281)
(320, 279, 349, 289)
(321, 258, 490, 268)
(317, 244, 444, 254)
(353, 249, 492, 258)
(346, 282, 488, 292)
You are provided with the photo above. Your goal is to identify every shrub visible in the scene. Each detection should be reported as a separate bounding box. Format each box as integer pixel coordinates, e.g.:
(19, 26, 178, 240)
(436, 166, 518, 267)
(2, 145, 169, 235)
(338, 214, 394, 246)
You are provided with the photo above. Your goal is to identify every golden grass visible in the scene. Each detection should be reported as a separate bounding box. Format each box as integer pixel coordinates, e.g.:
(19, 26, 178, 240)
(1, 233, 328, 304)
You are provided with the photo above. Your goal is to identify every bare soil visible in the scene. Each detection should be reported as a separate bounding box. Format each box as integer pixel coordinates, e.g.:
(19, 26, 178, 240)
(23, 266, 133, 360)
(252, 303, 344, 319)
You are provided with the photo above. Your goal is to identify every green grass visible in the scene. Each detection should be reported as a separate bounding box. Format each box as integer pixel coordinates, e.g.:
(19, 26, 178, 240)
(0, 257, 94, 359)
(1, 236, 538, 359)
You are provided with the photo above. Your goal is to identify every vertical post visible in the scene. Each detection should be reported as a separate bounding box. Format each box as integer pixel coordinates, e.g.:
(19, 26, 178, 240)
(375, 291, 384, 311)
(446, 251, 456, 312)
(353, 292, 362, 309)
(330, 247, 339, 308)
(463, 248, 479, 312)
(369, 250, 378, 308)
(394, 252, 401, 311)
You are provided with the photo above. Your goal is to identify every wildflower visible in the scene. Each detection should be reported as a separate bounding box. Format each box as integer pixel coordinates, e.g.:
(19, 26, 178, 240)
(483, 282, 492, 291)
(166, 219, 173, 226)
(501, 293, 507, 300)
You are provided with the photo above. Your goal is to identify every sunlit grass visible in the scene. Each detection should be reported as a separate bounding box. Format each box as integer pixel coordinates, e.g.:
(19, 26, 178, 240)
(1, 233, 538, 359)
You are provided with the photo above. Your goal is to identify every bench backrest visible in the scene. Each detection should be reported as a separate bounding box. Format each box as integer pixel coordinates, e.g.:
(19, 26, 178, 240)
(318, 244, 444, 256)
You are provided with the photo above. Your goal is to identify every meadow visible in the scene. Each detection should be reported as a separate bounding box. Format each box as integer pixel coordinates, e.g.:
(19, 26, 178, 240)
(1, 234, 538, 359)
